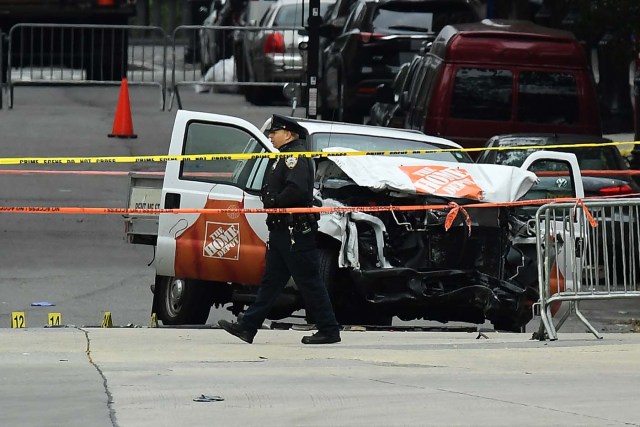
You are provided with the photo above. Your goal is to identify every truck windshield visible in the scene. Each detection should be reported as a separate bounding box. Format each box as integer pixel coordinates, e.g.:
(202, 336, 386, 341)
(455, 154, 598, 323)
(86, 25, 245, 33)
(310, 133, 471, 163)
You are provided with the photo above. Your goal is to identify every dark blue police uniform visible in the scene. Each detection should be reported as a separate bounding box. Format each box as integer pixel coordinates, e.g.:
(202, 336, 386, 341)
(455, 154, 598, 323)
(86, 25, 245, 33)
(219, 120, 340, 344)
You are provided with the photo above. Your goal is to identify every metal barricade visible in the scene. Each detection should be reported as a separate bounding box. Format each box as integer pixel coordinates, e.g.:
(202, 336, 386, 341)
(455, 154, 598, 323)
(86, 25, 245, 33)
(170, 25, 307, 110)
(536, 199, 640, 340)
(1, 31, 4, 110)
(7, 24, 168, 109)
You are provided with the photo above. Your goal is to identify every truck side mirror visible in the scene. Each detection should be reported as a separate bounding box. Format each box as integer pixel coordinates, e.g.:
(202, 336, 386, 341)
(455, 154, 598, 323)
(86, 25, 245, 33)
(375, 83, 395, 104)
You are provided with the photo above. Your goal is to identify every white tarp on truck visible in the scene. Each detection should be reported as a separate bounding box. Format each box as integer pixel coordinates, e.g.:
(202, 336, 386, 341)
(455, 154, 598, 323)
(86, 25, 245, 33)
(326, 149, 538, 203)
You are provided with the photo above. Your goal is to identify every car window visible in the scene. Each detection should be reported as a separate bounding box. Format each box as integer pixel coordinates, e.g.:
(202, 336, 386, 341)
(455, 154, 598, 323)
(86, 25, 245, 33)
(259, 5, 275, 26)
(181, 121, 266, 188)
(494, 145, 620, 171)
(371, 2, 477, 33)
(450, 68, 513, 121)
(273, 2, 331, 26)
(343, 1, 364, 33)
(517, 71, 579, 124)
(310, 132, 470, 162)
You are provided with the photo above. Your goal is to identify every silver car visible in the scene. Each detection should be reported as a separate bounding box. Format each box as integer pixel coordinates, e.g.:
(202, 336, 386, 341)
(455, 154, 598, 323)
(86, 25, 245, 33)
(235, 0, 333, 105)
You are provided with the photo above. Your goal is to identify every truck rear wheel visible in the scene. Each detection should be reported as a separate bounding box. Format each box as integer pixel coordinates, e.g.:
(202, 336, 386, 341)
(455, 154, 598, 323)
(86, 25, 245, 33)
(154, 276, 211, 325)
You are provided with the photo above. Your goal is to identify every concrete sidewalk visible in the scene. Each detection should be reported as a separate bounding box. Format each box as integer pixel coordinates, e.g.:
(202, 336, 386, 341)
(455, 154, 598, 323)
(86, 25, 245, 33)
(1, 327, 639, 427)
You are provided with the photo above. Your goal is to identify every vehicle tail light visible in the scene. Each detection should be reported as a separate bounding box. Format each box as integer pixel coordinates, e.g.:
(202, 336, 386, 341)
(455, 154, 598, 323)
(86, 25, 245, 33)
(598, 184, 634, 196)
(264, 32, 285, 54)
(358, 32, 383, 43)
(97, 0, 115, 5)
(356, 86, 377, 95)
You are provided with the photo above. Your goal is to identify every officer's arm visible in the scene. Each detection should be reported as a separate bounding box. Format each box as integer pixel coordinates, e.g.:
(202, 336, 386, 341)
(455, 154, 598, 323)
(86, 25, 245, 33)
(267, 160, 310, 208)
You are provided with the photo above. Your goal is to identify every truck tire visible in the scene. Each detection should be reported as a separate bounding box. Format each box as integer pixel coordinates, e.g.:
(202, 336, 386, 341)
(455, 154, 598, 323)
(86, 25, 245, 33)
(154, 276, 211, 325)
(317, 247, 392, 327)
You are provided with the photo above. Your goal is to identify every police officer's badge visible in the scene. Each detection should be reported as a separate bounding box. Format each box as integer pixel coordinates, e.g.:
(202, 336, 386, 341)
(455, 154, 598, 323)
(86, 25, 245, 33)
(285, 156, 298, 169)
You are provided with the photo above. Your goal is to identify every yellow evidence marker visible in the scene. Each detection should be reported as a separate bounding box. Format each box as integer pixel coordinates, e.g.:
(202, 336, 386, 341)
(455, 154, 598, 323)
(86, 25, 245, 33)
(11, 312, 26, 328)
(150, 312, 158, 328)
(48, 313, 62, 326)
(102, 311, 113, 328)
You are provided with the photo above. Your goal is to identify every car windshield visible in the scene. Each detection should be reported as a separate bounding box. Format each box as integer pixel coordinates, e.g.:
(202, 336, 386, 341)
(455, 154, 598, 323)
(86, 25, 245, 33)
(310, 132, 471, 162)
(494, 144, 620, 171)
(274, 2, 331, 26)
(372, 3, 477, 33)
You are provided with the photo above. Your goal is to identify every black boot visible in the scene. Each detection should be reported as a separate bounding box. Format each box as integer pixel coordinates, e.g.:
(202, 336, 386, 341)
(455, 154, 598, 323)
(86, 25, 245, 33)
(218, 319, 256, 344)
(301, 331, 341, 344)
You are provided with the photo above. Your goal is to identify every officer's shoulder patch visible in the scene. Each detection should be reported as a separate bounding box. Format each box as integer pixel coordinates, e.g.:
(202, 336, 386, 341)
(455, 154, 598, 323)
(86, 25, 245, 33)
(285, 156, 298, 169)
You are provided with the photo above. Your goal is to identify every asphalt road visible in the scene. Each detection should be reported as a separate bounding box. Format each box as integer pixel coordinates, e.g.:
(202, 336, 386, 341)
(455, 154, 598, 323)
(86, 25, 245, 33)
(1, 84, 639, 338)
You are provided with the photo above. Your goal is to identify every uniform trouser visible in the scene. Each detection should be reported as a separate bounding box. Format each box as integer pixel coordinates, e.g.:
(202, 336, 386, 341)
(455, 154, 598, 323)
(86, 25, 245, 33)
(240, 228, 340, 337)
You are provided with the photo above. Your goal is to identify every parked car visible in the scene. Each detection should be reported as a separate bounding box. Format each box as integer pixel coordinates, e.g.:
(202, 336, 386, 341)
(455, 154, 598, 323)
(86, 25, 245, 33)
(402, 20, 602, 155)
(367, 55, 420, 127)
(234, 0, 333, 105)
(319, 0, 480, 123)
(476, 133, 640, 198)
(317, 0, 358, 78)
(477, 133, 640, 287)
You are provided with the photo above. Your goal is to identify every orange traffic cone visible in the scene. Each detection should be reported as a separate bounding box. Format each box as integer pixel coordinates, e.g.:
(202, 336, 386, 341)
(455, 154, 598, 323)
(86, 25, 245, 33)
(108, 78, 137, 139)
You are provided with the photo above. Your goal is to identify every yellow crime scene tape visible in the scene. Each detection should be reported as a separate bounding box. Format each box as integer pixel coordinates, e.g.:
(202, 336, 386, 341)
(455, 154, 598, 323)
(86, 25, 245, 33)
(1, 140, 639, 165)
(6, 141, 624, 327)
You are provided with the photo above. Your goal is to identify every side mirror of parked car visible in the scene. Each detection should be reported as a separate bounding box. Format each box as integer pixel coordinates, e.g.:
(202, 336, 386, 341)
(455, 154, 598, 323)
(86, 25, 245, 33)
(375, 83, 395, 104)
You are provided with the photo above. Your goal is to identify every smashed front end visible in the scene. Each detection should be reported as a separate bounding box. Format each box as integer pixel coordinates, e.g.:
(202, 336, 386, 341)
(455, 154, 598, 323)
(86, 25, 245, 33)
(316, 157, 539, 330)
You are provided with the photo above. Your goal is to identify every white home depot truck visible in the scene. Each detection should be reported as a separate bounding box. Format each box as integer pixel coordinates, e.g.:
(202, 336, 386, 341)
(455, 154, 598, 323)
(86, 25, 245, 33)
(125, 110, 585, 330)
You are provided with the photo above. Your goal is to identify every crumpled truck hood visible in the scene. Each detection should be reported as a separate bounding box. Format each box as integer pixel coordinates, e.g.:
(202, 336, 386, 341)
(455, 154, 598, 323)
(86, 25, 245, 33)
(325, 149, 538, 203)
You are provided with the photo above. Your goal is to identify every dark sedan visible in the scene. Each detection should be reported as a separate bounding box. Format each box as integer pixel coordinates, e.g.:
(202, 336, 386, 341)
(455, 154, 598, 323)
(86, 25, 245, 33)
(477, 133, 640, 199)
(477, 133, 640, 286)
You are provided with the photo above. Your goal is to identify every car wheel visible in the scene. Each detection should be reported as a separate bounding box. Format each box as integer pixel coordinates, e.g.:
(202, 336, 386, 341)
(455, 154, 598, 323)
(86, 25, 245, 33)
(154, 275, 211, 325)
(316, 247, 392, 327)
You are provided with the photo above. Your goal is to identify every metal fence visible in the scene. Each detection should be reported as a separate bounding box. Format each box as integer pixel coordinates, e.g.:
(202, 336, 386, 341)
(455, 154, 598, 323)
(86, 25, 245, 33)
(1, 31, 4, 109)
(3, 23, 309, 110)
(535, 199, 640, 340)
(7, 24, 168, 109)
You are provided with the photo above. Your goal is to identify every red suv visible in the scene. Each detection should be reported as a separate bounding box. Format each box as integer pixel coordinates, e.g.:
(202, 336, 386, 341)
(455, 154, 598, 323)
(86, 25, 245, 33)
(400, 20, 602, 154)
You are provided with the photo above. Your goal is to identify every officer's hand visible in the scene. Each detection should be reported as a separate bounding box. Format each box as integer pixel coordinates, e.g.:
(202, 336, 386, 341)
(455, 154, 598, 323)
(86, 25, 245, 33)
(262, 192, 277, 208)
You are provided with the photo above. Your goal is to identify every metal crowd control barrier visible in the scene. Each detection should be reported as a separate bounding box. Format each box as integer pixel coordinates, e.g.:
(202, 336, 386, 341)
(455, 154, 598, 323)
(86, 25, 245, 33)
(1, 31, 4, 109)
(7, 24, 168, 109)
(535, 199, 640, 340)
(170, 25, 307, 110)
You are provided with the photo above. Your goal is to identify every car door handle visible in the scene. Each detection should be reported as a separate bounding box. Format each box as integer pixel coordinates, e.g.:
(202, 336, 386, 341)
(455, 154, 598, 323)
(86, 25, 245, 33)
(164, 192, 181, 209)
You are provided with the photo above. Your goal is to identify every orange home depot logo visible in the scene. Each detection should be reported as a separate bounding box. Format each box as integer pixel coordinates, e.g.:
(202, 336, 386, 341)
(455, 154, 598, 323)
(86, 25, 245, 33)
(399, 165, 484, 200)
(203, 222, 240, 259)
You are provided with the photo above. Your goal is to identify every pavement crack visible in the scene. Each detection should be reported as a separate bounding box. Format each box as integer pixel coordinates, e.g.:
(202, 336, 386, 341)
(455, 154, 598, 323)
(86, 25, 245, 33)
(79, 327, 119, 427)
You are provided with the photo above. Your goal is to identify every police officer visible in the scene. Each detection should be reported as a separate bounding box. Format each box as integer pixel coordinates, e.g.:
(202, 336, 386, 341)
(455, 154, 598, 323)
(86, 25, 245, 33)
(218, 116, 341, 344)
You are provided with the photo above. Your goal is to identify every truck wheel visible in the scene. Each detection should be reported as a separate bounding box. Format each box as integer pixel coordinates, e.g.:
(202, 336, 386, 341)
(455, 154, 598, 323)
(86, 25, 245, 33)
(154, 276, 211, 325)
(317, 247, 392, 327)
